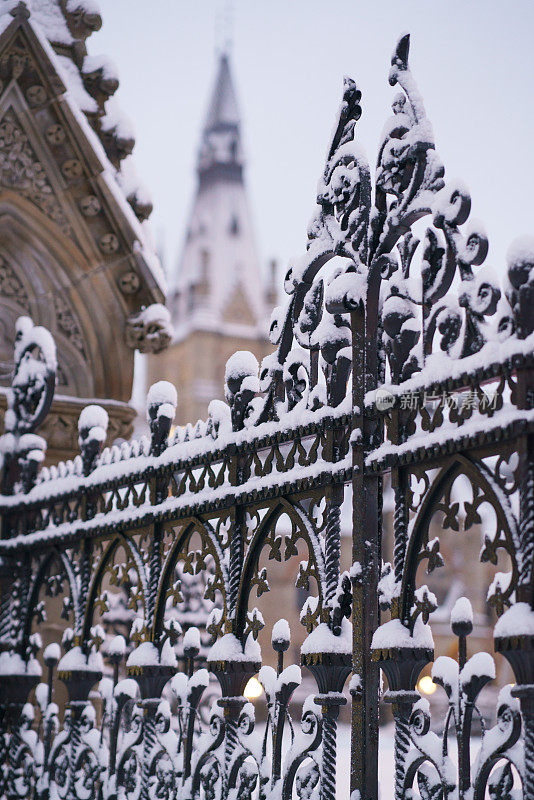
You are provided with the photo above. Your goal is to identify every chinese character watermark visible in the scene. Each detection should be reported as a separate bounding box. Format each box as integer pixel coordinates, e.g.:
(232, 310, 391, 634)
(374, 388, 499, 413)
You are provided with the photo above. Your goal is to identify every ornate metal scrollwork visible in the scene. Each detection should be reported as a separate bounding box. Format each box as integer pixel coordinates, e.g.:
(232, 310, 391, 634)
(1, 30, 534, 800)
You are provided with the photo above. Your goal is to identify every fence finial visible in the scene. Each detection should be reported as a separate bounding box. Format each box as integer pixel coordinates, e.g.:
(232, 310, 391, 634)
(78, 405, 109, 476)
(147, 381, 177, 455)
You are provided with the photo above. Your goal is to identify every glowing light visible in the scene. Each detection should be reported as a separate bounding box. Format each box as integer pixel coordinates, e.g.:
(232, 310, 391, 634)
(418, 675, 437, 695)
(244, 676, 263, 701)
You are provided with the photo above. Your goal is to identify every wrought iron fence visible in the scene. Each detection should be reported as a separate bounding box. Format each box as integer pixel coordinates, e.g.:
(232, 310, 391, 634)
(1, 32, 534, 800)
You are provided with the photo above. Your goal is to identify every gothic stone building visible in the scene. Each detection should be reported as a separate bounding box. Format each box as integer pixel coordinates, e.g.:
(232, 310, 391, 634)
(146, 53, 275, 428)
(0, 0, 170, 462)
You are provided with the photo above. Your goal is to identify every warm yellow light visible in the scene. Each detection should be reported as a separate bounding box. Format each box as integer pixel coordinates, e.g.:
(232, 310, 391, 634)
(418, 675, 437, 695)
(244, 677, 263, 701)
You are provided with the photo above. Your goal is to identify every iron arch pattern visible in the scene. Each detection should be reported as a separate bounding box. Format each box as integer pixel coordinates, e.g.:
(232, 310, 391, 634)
(1, 31, 534, 800)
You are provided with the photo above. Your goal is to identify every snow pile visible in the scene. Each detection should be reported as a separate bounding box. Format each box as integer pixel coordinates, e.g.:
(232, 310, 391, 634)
(259, 663, 301, 698)
(450, 596, 473, 627)
(460, 652, 495, 687)
(224, 351, 259, 399)
(78, 405, 108, 452)
(43, 642, 61, 663)
(183, 626, 201, 653)
(147, 380, 177, 426)
(147, 380, 177, 410)
(57, 645, 103, 673)
(0, 650, 41, 676)
(207, 633, 261, 664)
(114, 678, 138, 701)
(324, 258, 368, 312)
(507, 235, 534, 270)
(107, 635, 126, 658)
(14, 316, 57, 371)
(126, 640, 177, 669)
(272, 618, 291, 648)
(83, 54, 118, 84)
(301, 617, 351, 656)
(78, 405, 109, 433)
(206, 399, 232, 438)
(372, 616, 434, 651)
(494, 602, 534, 638)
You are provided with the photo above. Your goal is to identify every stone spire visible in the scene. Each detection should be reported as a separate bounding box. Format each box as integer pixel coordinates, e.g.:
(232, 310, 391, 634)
(198, 52, 242, 182)
(172, 52, 270, 342)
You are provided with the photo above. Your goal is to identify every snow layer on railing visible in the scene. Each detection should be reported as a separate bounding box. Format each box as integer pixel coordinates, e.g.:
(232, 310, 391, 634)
(367, 407, 534, 467)
(0, 452, 351, 551)
(365, 330, 534, 406)
(1, 396, 351, 508)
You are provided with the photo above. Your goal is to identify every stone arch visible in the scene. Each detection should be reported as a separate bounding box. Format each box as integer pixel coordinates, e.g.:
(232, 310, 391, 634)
(0, 192, 134, 401)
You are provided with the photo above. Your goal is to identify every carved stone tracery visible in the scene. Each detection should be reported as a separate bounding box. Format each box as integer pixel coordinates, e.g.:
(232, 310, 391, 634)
(0, 111, 72, 237)
(0, 253, 29, 310)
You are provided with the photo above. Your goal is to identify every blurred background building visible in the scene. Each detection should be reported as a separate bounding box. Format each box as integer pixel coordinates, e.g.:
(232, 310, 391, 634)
(146, 51, 275, 427)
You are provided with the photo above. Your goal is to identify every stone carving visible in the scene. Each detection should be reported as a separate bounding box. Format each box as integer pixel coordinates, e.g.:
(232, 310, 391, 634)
(125, 304, 173, 354)
(60, 158, 83, 179)
(99, 232, 119, 253)
(45, 124, 65, 146)
(79, 195, 101, 216)
(0, 39, 33, 81)
(53, 294, 86, 358)
(0, 254, 29, 310)
(0, 111, 71, 237)
(25, 85, 46, 106)
(118, 270, 140, 295)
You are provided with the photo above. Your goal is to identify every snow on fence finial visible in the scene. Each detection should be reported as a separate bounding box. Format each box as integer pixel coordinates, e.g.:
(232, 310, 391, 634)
(0, 316, 57, 494)
(147, 380, 177, 456)
(224, 351, 260, 431)
(450, 596, 473, 638)
(272, 619, 291, 652)
(506, 234, 534, 339)
(78, 404, 109, 476)
(207, 399, 232, 439)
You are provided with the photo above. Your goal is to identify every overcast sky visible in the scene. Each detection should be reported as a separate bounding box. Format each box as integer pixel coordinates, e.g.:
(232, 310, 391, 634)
(93, 1, 533, 290)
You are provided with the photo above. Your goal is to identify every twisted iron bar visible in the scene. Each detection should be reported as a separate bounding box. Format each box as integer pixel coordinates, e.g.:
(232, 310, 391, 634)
(519, 450, 534, 591)
(140, 704, 158, 800)
(224, 715, 239, 790)
(68, 706, 82, 797)
(392, 707, 412, 800)
(325, 499, 341, 608)
(321, 714, 337, 800)
(393, 484, 409, 584)
(228, 511, 245, 619)
(147, 525, 162, 625)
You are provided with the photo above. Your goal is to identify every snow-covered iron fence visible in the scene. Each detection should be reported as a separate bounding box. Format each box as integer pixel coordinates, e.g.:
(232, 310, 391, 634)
(1, 32, 534, 800)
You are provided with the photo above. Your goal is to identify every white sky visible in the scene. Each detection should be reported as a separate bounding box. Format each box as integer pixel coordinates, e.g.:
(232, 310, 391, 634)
(93, 0, 534, 289)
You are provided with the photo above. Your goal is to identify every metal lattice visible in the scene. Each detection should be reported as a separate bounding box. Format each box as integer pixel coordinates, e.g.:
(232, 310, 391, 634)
(1, 33, 534, 800)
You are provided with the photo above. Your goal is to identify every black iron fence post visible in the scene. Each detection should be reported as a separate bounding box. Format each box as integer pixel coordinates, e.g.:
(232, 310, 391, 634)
(350, 298, 381, 800)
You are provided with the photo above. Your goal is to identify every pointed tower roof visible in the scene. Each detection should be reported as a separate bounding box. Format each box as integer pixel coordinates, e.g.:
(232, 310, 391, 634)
(197, 52, 243, 183)
(204, 53, 240, 130)
(172, 52, 269, 342)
